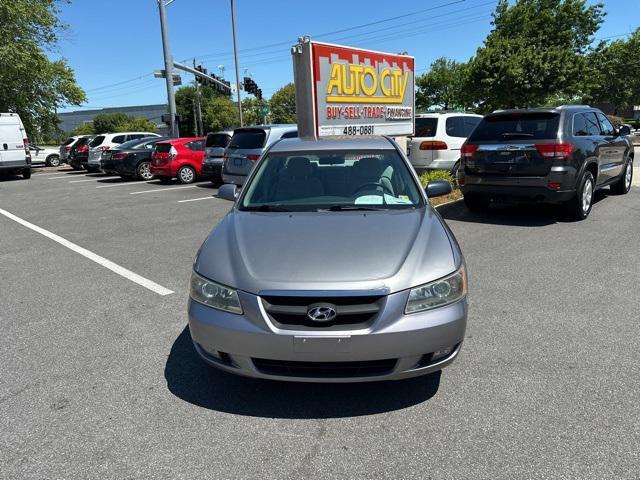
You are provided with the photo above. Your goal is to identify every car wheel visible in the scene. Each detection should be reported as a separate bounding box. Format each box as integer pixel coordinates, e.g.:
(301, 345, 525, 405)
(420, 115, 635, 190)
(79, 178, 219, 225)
(22, 168, 31, 179)
(450, 160, 461, 181)
(566, 170, 594, 220)
(45, 154, 60, 167)
(177, 165, 196, 184)
(610, 157, 633, 195)
(136, 161, 155, 181)
(463, 194, 490, 212)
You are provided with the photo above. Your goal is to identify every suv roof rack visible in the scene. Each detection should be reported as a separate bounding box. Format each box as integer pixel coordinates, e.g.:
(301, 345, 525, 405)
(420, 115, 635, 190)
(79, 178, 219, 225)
(556, 104, 591, 110)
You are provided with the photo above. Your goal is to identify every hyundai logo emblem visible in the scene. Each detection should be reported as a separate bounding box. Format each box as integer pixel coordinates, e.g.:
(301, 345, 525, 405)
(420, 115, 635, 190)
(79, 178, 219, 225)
(307, 303, 337, 323)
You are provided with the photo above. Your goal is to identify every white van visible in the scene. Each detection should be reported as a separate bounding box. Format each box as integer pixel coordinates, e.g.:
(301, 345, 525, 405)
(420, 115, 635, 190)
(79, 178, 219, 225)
(0, 113, 31, 179)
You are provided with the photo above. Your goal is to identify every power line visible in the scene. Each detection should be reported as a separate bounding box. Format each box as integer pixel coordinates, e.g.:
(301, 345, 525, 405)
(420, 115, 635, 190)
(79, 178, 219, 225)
(84, 73, 154, 93)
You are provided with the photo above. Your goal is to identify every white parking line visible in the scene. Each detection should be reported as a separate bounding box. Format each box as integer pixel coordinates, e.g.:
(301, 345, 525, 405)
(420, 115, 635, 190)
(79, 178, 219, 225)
(96, 181, 154, 189)
(0, 208, 174, 296)
(70, 177, 119, 183)
(129, 185, 201, 195)
(38, 171, 76, 176)
(48, 174, 90, 180)
(177, 196, 216, 203)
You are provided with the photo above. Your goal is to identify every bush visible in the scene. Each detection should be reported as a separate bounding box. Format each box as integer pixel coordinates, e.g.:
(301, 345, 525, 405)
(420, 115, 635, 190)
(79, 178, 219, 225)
(419, 169, 454, 188)
(607, 115, 624, 127)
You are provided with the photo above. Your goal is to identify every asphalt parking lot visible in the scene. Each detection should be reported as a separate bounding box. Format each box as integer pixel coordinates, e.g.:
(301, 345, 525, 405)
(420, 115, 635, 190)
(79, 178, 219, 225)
(1, 151, 639, 479)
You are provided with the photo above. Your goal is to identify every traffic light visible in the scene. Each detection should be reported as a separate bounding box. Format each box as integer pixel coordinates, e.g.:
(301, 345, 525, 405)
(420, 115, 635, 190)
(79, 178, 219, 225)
(243, 77, 261, 98)
(195, 65, 204, 84)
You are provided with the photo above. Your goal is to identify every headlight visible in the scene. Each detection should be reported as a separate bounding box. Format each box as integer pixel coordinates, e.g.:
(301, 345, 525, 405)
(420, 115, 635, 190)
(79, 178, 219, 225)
(405, 266, 467, 314)
(189, 270, 242, 314)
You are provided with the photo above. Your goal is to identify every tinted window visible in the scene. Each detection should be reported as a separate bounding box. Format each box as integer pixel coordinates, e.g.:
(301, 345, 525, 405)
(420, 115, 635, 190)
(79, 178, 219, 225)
(186, 140, 205, 151)
(280, 131, 298, 139)
(240, 150, 424, 211)
(63, 137, 75, 146)
(414, 118, 437, 137)
(583, 112, 601, 136)
(206, 133, 231, 148)
(445, 116, 481, 138)
(596, 113, 615, 136)
(116, 138, 148, 150)
(155, 143, 172, 153)
(112, 135, 126, 143)
(228, 129, 267, 149)
(89, 135, 105, 147)
(469, 113, 560, 141)
(573, 113, 589, 136)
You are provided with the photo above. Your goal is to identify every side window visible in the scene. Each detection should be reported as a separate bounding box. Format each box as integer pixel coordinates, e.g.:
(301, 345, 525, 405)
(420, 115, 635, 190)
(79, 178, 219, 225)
(583, 113, 601, 136)
(596, 113, 615, 136)
(573, 113, 589, 136)
(112, 135, 126, 144)
(186, 140, 205, 151)
(281, 131, 298, 139)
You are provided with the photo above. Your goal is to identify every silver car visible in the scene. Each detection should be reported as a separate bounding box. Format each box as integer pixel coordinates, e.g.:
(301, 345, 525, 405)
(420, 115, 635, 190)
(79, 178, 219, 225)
(189, 136, 467, 382)
(222, 124, 297, 185)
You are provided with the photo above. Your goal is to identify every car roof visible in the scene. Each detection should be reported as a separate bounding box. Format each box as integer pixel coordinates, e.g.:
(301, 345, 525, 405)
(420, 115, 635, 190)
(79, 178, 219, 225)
(269, 136, 395, 153)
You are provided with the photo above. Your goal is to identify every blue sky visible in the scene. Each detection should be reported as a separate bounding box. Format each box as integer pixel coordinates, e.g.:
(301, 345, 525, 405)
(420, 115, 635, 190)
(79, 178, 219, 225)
(56, 0, 640, 112)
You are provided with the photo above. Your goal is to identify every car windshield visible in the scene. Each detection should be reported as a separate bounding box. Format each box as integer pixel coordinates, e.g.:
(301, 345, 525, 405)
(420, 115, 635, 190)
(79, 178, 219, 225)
(469, 112, 560, 141)
(239, 150, 424, 212)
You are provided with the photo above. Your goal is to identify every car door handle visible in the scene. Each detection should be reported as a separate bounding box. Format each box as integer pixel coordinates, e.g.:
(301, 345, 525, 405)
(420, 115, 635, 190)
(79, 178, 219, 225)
(2, 143, 7, 150)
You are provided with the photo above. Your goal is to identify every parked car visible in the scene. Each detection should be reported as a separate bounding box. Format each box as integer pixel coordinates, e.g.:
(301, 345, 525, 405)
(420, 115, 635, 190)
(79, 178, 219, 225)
(0, 112, 31, 179)
(29, 144, 61, 167)
(68, 135, 95, 170)
(86, 132, 160, 172)
(150, 137, 205, 184)
(59, 135, 82, 163)
(102, 136, 170, 180)
(457, 105, 634, 220)
(222, 125, 297, 185)
(202, 130, 233, 184)
(407, 112, 482, 175)
(189, 135, 466, 382)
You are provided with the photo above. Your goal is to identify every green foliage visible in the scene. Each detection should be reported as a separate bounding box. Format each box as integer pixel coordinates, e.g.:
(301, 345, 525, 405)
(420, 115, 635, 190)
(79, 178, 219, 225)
(241, 97, 262, 126)
(466, 0, 604, 112)
(71, 123, 95, 135)
(584, 28, 640, 113)
(121, 116, 157, 132)
(416, 58, 470, 111)
(607, 115, 624, 127)
(176, 85, 235, 135)
(0, 0, 86, 140)
(202, 95, 238, 133)
(419, 170, 455, 188)
(70, 113, 156, 136)
(269, 83, 296, 124)
(93, 113, 130, 134)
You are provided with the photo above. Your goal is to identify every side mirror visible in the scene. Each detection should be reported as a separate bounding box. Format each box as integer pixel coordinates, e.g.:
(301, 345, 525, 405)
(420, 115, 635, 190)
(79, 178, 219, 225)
(619, 125, 631, 136)
(217, 183, 238, 201)
(425, 180, 452, 198)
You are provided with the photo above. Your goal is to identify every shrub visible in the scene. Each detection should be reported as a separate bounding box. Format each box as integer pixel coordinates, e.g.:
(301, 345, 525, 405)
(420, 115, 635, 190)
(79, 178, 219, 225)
(419, 169, 454, 188)
(607, 115, 624, 127)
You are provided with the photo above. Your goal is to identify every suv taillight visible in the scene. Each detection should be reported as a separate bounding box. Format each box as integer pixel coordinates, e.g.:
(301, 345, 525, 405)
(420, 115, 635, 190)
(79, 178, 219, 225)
(169, 146, 178, 160)
(419, 140, 448, 150)
(246, 154, 260, 161)
(535, 143, 574, 159)
(77, 145, 89, 152)
(460, 143, 479, 158)
(23, 138, 30, 158)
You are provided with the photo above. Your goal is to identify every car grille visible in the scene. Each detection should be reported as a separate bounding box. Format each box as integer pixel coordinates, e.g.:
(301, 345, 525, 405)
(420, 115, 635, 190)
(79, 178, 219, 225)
(261, 295, 384, 330)
(252, 358, 397, 378)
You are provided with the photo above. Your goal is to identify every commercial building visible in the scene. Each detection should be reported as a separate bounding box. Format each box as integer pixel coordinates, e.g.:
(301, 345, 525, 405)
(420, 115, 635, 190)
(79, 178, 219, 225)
(58, 104, 169, 135)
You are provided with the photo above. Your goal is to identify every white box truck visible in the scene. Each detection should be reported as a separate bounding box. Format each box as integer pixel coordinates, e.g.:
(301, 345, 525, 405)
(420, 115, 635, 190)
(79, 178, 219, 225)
(0, 113, 31, 179)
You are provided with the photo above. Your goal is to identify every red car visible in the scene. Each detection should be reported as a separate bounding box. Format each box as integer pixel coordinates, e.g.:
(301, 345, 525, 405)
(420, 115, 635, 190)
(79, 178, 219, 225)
(150, 137, 205, 184)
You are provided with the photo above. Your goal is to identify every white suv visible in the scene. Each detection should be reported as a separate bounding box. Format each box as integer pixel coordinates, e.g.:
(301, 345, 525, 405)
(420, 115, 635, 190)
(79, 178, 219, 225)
(408, 112, 482, 174)
(86, 132, 159, 172)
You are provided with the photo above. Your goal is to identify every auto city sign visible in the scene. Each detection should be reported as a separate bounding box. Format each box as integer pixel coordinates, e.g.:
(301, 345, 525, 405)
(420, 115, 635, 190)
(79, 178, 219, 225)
(292, 37, 415, 138)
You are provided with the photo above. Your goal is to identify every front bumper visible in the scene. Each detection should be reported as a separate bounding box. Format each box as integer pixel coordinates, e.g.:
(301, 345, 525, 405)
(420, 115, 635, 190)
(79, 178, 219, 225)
(188, 290, 467, 383)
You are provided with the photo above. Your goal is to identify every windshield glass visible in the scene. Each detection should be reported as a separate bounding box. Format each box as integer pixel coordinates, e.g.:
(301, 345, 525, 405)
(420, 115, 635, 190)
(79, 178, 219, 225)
(469, 112, 560, 141)
(228, 129, 266, 149)
(240, 150, 424, 212)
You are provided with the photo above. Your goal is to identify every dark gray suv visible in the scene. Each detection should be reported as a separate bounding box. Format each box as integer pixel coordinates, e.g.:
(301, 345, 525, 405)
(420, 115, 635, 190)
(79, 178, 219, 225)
(458, 105, 634, 219)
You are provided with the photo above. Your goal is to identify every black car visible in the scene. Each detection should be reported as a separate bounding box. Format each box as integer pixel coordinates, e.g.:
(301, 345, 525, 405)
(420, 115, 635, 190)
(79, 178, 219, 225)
(68, 135, 95, 170)
(102, 136, 170, 180)
(458, 105, 634, 219)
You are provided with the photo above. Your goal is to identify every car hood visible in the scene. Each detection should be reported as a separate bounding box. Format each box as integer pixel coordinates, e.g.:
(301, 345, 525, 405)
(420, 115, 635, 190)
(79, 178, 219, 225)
(194, 208, 458, 295)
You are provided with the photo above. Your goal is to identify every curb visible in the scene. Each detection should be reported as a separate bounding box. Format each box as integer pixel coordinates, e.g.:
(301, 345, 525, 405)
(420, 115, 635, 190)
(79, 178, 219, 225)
(434, 197, 464, 209)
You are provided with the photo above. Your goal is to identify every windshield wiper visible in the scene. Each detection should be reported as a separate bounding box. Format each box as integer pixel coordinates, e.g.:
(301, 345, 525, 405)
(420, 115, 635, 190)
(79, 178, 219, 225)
(243, 205, 292, 212)
(320, 205, 387, 211)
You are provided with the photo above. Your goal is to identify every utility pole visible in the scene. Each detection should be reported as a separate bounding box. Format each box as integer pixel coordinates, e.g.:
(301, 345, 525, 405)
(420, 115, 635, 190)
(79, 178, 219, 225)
(157, 0, 177, 137)
(230, 0, 243, 126)
(192, 58, 203, 136)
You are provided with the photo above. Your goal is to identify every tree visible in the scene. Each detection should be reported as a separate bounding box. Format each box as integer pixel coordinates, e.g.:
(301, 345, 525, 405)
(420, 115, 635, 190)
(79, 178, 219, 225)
(202, 96, 238, 132)
(466, 0, 605, 111)
(416, 58, 470, 111)
(92, 113, 130, 134)
(0, 0, 86, 140)
(71, 122, 95, 136)
(269, 83, 296, 124)
(121, 116, 157, 132)
(585, 28, 640, 114)
(70, 114, 157, 136)
(242, 97, 263, 126)
(175, 84, 227, 135)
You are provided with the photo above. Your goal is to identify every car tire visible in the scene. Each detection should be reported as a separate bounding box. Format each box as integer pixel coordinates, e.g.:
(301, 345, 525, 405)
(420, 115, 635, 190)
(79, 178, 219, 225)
(610, 157, 633, 195)
(463, 194, 490, 212)
(22, 168, 31, 179)
(450, 160, 461, 181)
(566, 170, 594, 220)
(45, 154, 60, 167)
(136, 161, 154, 181)
(177, 165, 196, 184)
